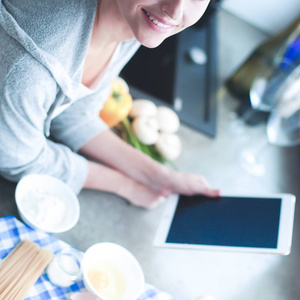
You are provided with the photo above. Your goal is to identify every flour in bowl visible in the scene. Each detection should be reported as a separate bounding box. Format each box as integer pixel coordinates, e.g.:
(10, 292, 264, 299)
(20, 188, 66, 230)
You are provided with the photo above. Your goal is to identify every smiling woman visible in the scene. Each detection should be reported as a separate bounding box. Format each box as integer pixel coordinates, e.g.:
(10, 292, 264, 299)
(0, 0, 219, 209)
(112, 0, 211, 48)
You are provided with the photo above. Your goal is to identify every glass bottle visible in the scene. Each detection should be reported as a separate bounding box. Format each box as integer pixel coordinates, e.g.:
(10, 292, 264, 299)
(226, 14, 300, 102)
(47, 248, 83, 287)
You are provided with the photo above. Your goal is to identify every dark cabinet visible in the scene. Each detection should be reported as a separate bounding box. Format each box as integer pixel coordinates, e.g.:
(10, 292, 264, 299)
(121, 3, 219, 137)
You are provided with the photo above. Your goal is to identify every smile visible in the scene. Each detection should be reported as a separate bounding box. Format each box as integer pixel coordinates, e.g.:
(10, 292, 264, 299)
(143, 10, 171, 29)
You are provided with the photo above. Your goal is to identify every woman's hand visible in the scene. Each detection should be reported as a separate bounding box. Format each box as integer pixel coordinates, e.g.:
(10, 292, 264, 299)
(163, 171, 220, 198)
(84, 160, 167, 209)
(119, 178, 167, 209)
(143, 166, 220, 201)
(80, 130, 219, 209)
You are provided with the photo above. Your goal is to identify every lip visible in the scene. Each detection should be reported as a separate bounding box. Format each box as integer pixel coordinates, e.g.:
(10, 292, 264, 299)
(142, 9, 176, 33)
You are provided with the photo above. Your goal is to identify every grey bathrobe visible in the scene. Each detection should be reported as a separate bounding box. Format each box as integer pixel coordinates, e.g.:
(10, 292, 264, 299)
(0, 0, 140, 193)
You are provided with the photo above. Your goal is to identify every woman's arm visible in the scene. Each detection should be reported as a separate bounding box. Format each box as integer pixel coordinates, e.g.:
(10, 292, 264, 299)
(79, 129, 219, 208)
(84, 160, 167, 209)
(0, 59, 88, 194)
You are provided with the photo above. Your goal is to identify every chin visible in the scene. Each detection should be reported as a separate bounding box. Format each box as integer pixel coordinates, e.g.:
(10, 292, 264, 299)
(139, 28, 185, 48)
(137, 33, 173, 49)
(140, 40, 164, 49)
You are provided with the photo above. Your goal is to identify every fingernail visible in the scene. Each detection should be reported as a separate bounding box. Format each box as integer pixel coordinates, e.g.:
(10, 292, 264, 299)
(159, 196, 167, 203)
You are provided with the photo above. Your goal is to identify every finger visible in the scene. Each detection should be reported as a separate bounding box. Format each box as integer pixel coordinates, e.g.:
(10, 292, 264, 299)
(199, 186, 220, 197)
(146, 195, 167, 210)
(196, 177, 220, 197)
(205, 189, 220, 197)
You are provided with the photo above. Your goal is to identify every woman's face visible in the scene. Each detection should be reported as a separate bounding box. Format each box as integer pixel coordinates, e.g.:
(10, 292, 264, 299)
(116, 0, 211, 48)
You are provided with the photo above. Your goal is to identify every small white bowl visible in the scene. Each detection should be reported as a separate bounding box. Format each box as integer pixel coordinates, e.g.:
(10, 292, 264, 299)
(15, 174, 80, 233)
(82, 243, 145, 300)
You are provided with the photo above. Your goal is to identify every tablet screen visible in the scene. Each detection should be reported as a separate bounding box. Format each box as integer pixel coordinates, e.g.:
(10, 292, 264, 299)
(166, 195, 282, 249)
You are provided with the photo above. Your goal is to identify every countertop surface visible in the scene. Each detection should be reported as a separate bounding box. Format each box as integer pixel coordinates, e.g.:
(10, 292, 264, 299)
(1, 10, 300, 300)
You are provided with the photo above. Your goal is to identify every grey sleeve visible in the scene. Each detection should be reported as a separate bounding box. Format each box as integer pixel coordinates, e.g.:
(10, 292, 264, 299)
(50, 86, 110, 152)
(0, 60, 88, 194)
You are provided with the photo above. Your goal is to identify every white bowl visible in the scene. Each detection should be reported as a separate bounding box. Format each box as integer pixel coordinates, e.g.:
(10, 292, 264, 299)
(15, 174, 80, 233)
(82, 243, 145, 300)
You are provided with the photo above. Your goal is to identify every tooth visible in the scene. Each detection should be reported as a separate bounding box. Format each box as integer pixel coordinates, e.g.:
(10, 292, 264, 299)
(145, 10, 170, 28)
(158, 22, 168, 28)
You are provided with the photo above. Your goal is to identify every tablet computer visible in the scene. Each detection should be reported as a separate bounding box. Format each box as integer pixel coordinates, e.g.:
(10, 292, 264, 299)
(154, 193, 296, 255)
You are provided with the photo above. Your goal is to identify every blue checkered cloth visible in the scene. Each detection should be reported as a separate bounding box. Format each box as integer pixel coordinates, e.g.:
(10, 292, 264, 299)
(0, 215, 173, 300)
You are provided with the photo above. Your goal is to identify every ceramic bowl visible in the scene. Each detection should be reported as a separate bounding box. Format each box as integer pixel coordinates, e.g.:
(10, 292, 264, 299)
(82, 243, 145, 300)
(15, 174, 80, 233)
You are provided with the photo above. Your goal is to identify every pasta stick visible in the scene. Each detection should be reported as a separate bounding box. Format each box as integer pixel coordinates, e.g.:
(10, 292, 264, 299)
(11, 249, 53, 300)
(0, 240, 27, 273)
(0, 241, 39, 288)
(0, 241, 38, 273)
(0, 244, 40, 297)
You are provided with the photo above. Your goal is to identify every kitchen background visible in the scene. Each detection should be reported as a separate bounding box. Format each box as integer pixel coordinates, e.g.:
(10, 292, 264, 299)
(1, 1, 300, 300)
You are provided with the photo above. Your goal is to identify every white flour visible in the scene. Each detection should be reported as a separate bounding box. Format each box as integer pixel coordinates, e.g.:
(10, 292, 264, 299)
(20, 188, 66, 230)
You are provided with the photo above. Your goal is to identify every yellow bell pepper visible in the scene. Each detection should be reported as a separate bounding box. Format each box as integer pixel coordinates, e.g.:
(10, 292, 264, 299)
(100, 78, 133, 128)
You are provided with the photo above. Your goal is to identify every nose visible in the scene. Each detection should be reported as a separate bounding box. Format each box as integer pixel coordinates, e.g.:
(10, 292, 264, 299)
(161, 0, 184, 21)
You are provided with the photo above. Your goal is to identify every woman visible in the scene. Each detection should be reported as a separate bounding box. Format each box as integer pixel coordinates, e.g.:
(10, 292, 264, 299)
(0, 0, 219, 209)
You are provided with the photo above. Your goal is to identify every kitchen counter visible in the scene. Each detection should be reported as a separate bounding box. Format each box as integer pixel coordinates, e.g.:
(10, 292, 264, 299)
(1, 10, 299, 300)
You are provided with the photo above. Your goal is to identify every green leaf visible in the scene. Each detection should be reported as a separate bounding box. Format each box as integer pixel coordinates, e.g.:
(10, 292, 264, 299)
(120, 118, 178, 170)
(112, 91, 123, 103)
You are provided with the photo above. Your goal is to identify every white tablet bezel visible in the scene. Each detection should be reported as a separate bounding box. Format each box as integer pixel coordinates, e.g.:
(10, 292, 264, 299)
(154, 193, 296, 255)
